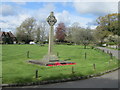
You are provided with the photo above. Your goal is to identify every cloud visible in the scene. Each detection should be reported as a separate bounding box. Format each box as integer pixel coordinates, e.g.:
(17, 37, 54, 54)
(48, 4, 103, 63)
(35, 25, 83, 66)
(0, 3, 31, 31)
(55, 10, 94, 28)
(34, 3, 56, 21)
(73, 2, 118, 16)
(1, 4, 18, 16)
(1, 2, 102, 32)
(0, 3, 56, 32)
(0, 14, 31, 31)
(56, 10, 71, 25)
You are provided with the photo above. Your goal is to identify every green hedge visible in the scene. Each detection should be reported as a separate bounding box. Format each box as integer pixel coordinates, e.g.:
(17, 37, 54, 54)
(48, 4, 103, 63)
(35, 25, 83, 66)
(106, 42, 117, 45)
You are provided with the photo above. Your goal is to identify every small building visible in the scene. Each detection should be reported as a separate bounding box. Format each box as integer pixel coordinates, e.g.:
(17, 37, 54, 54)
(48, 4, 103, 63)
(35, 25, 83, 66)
(0, 31, 17, 44)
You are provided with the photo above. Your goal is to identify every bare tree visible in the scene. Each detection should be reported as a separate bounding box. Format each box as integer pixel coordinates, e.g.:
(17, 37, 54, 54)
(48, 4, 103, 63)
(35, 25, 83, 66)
(65, 23, 94, 48)
(65, 22, 81, 44)
(16, 17, 36, 44)
(34, 21, 49, 44)
(79, 28, 94, 49)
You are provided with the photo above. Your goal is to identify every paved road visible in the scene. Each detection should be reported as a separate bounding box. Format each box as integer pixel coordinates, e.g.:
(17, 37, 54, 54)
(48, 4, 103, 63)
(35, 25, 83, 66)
(20, 69, 119, 88)
(97, 47, 120, 59)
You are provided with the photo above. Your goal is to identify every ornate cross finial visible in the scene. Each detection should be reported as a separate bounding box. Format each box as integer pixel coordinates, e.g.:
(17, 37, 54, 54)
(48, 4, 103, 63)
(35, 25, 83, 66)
(47, 11, 57, 26)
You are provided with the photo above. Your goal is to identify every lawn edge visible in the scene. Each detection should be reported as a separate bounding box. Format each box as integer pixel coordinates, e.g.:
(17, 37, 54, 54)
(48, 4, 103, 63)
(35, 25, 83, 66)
(1, 67, 120, 87)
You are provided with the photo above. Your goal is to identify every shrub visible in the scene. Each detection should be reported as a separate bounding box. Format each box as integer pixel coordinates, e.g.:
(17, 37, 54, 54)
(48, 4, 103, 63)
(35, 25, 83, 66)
(106, 42, 117, 45)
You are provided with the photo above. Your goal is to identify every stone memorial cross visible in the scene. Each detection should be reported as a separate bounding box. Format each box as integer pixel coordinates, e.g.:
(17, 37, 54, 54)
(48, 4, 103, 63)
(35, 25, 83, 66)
(47, 12, 57, 58)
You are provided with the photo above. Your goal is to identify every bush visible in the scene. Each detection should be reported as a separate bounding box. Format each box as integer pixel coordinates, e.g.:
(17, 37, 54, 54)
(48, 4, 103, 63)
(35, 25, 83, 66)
(55, 42, 73, 45)
(106, 42, 117, 45)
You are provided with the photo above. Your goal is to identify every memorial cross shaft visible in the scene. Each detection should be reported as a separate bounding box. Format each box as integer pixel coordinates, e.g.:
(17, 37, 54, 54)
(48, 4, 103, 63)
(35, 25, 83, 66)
(47, 12, 57, 57)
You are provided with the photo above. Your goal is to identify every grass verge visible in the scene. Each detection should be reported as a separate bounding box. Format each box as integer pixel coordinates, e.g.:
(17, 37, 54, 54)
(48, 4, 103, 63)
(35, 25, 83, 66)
(2, 44, 120, 84)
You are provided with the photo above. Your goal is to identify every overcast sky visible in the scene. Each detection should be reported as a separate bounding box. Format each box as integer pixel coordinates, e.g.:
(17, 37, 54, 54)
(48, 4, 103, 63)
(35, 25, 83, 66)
(0, 0, 118, 32)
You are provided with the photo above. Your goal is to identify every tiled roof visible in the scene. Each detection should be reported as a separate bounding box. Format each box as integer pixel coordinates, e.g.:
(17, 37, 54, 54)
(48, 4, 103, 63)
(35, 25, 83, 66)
(8, 32, 16, 37)
(0, 31, 16, 38)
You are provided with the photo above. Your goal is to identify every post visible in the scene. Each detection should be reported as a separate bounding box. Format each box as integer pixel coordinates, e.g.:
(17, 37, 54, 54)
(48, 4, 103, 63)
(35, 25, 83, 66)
(57, 52, 59, 57)
(85, 52, 87, 59)
(93, 64, 96, 70)
(110, 52, 113, 59)
(84, 45, 86, 49)
(35, 69, 38, 79)
(27, 51, 29, 58)
(102, 50, 104, 53)
(72, 66, 75, 74)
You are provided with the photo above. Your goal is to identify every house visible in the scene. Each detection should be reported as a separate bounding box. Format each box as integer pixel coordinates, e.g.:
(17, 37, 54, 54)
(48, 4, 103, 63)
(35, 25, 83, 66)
(0, 31, 17, 44)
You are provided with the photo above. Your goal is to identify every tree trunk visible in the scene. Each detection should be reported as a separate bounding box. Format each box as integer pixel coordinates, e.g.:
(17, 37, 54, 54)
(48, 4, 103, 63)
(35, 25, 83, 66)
(84, 45, 86, 49)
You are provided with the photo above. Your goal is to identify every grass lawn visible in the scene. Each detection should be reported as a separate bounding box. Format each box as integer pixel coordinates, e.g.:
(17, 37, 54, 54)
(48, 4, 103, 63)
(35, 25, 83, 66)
(2, 44, 120, 84)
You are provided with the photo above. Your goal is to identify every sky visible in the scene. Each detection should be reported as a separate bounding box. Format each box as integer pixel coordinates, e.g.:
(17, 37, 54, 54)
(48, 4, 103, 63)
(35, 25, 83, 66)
(0, 0, 118, 32)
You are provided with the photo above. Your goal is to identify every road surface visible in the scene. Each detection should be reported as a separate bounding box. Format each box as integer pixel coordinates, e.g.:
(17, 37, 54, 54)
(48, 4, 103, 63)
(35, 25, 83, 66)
(19, 69, 119, 88)
(97, 47, 119, 59)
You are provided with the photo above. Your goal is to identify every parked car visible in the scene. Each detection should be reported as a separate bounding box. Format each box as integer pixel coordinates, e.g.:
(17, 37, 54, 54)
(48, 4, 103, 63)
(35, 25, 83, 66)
(29, 41, 36, 45)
